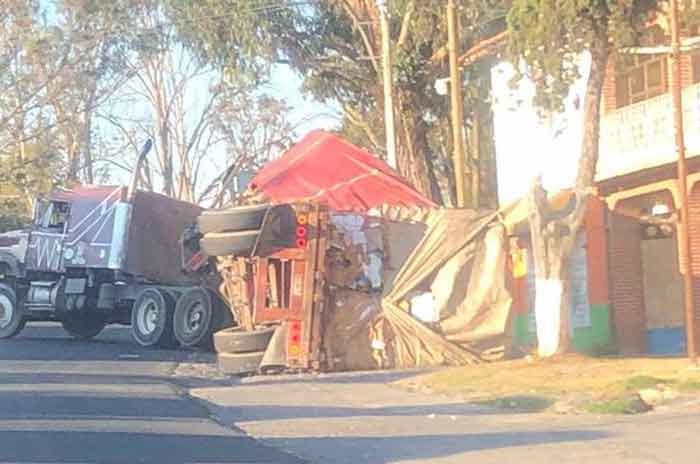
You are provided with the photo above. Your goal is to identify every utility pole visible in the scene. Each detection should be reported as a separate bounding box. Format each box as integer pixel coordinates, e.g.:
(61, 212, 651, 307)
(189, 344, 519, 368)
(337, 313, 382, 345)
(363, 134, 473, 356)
(669, 0, 697, 363)
(447, 0, 468, 207)
(377, 0, 397, 169)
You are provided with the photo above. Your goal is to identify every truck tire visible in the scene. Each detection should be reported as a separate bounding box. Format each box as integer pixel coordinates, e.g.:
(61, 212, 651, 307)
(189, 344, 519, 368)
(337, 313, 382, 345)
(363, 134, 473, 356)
(197, 204, 270, 234)
(61, 314, 106, 340)
(213, 326, 276, 354)
(174, 287, 215, 348)
(200, 230, 259, 257)
(131, 288, 175, 348)
(0, 283, 25, 339)
(217, 351, 264, 375)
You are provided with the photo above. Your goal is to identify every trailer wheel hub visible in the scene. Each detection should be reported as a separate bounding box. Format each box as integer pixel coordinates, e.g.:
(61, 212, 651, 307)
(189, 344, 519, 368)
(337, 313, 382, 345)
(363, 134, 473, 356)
(0, 294, 13, 328)
(185, 302, 204, 333)
(136, 298, 159, 335)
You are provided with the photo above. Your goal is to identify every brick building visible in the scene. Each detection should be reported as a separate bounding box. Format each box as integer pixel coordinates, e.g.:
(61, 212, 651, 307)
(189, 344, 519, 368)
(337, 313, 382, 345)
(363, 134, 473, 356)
(506, 23, 700, 356)
(595, 22, 700, 355)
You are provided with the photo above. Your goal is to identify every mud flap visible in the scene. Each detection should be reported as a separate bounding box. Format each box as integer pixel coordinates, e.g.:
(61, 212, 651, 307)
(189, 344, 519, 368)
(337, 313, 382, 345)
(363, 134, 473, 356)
(260, 323, 288, 371)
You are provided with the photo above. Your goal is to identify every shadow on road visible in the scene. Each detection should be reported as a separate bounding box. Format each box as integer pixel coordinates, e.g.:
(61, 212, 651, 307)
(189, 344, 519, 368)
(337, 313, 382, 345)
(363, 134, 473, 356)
(0, 430, 304, 464)
(0, 393, 209, 420)
(0, 323, 215, 364)
(262, 430, 608, 463)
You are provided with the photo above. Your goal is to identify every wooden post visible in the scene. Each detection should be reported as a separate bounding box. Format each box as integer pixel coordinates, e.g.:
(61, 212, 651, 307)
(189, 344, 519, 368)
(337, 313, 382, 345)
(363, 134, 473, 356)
(669, 0, 697, 363)
(447, 0, 469, 207)
(377, 0, 398, 169)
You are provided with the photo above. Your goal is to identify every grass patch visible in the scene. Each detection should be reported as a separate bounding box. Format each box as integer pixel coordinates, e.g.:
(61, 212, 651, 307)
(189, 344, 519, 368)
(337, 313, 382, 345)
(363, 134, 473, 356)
(584, 396, 651, 415)
(623, 375, 673, 390)
(473, 395, 554, 413)
(676, 380, 700, 392)
(393, 355, 700, 415)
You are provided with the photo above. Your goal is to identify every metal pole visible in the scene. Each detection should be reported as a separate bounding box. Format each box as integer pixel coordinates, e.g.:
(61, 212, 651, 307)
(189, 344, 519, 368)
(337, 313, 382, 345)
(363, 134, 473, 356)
(447, 0, 468, 207)
(670, 0, 697, 363)
(377, 0, 397, 169)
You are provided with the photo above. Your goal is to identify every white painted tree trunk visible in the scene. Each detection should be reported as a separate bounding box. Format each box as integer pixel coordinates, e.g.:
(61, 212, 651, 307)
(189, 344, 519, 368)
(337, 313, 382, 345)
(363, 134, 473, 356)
(528, 32, 609, 357)
(534, 279, 566, 357)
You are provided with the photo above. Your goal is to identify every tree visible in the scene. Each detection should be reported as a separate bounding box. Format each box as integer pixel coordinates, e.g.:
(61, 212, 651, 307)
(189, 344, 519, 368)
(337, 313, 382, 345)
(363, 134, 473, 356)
(0, 0, 141, 211)
(286, 0, 503, 205)
(40, 0, 138, 184)
(0, 1, 65, 217)
(163, 0, 504, 207)
(506, 0, 658, 355)
(91, 0, 296, 204)
(118, 6, 225, 201)
(199, 91, 295, 206)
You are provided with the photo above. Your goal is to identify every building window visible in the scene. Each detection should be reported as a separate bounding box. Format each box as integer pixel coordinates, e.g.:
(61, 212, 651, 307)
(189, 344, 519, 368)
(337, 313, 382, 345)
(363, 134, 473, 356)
(615, 28, 667, 108)
(615, 55, 667, 108)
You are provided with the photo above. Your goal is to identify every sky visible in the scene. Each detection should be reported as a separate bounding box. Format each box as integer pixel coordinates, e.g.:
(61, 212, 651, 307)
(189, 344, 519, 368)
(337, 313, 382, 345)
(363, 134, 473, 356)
(265, 64, 341, 137)
(38, 0, 341, 195)
(490, 54, 591, 205)
(101, 60, 340, 193)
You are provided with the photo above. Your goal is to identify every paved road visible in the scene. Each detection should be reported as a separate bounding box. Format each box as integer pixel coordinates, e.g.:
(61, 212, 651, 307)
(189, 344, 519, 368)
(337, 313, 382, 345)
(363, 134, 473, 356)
(193, 371, 700, 464)
(0, 322, 303, 464)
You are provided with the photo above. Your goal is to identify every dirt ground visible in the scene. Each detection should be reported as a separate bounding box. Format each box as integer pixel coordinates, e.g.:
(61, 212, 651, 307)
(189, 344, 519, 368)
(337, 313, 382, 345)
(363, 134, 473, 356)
(393, 355, 700, 413)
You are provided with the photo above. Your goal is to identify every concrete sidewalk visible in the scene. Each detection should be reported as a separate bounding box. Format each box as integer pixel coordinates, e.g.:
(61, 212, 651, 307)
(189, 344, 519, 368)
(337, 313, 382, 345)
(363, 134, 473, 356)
(182, 369, 700, 464)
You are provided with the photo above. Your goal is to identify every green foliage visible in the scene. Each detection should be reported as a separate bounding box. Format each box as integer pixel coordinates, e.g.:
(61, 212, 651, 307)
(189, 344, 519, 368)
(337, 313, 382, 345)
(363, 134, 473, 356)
(0, 198, 28, 233)
(164, 0, 306, 83)
(161, 0, 505, 204)
(507, 0, 659, 111)
(0, 143, 62, 224)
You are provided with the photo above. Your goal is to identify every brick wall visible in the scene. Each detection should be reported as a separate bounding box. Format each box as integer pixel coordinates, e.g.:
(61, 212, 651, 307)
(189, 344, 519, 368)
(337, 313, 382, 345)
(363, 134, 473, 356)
(585, 197, 610, 306)
(686, 183, 700, 340)
(608, 210, 647, 354)
(680, 53, 694, 89)
(601, 56, 618, 115)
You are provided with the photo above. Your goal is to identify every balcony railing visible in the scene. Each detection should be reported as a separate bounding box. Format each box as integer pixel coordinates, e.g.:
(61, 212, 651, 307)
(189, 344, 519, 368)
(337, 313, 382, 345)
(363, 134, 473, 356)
(598, 82, 700, 180)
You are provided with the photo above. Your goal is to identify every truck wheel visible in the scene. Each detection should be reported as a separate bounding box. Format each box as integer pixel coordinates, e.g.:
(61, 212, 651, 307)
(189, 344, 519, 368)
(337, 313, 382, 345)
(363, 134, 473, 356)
(200, 230, 259, 257)
(174, 287, 215, 348)
(197, 204, 270, 234)
(131, 288, 175, 348)
(217, 351, 264, 375)
(61, 314, 106, 340)
(0, 283, 25, 339)
(213, 327, 276, 354)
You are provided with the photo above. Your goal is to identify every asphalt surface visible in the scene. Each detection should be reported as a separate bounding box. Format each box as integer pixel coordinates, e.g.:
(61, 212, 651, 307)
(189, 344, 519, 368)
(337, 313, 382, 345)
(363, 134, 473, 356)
(0, 322, 304, 464)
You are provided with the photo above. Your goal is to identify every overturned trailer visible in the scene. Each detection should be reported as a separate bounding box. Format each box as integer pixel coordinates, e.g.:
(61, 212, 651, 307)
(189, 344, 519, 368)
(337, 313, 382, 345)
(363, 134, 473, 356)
(202, 131, 517, 374)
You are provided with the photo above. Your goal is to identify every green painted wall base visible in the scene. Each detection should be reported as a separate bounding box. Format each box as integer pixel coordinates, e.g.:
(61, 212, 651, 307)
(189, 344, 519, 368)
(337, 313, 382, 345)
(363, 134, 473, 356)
(512, 304, 612, 355)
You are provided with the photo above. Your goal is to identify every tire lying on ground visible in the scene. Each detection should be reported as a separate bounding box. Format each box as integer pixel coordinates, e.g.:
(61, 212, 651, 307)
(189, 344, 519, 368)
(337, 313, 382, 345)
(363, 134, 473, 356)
(61, 314, 106, 340)
(173, 287, 216, 348)
(199, 230, 259, 257)
(131, 287, 176, 348)
(213, 326, 276, 354)
(0, 283, 25, 339)
(197, 204, 270, 235)
(218, 351, 265, 375)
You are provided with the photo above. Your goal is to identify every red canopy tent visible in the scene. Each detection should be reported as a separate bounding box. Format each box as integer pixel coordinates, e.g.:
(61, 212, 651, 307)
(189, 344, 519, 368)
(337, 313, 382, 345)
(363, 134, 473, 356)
(249, 130, 436, 211)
